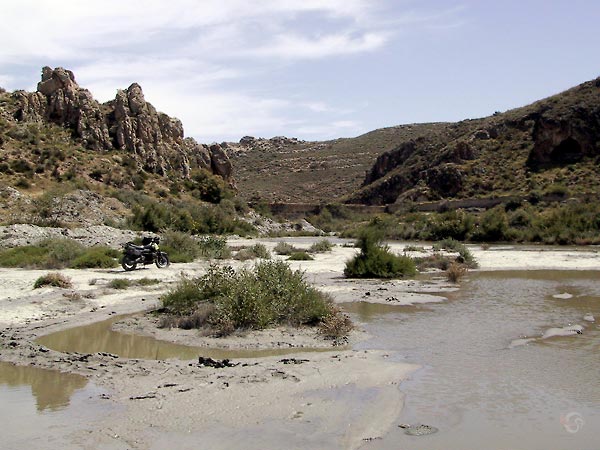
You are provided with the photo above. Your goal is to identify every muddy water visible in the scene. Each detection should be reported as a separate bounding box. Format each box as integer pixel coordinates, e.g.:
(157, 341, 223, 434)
(37, 315, 331, 360)
(0, 362, 112, 449)
(354, 270, 600, 450)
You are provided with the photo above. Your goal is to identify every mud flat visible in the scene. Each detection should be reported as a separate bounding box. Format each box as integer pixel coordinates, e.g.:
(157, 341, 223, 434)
(1, 239, 600, 448)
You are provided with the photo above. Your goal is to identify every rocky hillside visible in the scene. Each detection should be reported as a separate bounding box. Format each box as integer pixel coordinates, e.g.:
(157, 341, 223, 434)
(0, 67, 237, 226)
(230, 77, 600, 205)
(1, 66, 233, 187)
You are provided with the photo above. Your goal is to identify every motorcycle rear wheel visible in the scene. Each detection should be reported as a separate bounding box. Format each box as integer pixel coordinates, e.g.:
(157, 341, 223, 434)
(121, 255, 137, 271)
(155, 253, 170, 268)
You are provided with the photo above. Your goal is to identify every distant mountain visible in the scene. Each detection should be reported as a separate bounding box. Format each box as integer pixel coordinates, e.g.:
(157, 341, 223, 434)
(229, 77, 600, 205)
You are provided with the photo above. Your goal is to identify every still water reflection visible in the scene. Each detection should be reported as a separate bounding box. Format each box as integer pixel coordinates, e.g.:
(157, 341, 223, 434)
(37, 314, 332, 360)
(0, 361, 88, 411)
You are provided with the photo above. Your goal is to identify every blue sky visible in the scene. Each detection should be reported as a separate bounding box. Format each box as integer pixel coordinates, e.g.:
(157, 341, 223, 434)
(1, 1, 599, 143)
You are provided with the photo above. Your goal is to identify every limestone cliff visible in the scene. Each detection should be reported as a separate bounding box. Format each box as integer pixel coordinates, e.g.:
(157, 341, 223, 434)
(12, 67, 233, 185)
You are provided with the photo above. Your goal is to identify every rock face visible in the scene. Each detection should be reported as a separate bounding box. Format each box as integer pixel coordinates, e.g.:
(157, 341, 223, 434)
(13, 67, 233, 184)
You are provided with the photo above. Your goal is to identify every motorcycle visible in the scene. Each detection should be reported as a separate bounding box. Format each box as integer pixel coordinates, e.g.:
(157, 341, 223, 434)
(121, 237, 170, 271)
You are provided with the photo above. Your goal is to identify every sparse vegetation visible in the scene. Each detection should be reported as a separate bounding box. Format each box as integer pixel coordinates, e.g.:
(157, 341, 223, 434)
(108, 279, 132, 290)
(198, 236, 231, 259)
(0, 239, 119, 269)
(446, 262, 468, 283)
(34, 272, 73, 289)
(70, 246, 120, 269)
(160, 261, 346, 336)
(108, 277, 160, 289)
(233, 243, 271, 261)
(273, 241, 300, 255)
(309, 239, 333, 253)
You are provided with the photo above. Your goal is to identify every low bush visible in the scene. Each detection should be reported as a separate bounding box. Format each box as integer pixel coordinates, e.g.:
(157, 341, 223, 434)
(432, 238, 478, 268)
(234, 243, 271, 261)
(288, 251, 314, 261)
(0, 239, 118, 269)
(34, 272, 73, 289)
(273, 242, 300, 255)
(108, 277, 160, 290)
(161, 230, 200, 263)
(446, 262, 468, 283)
(309, 239, 333, 253)
(344, 228, 416, 279)
(318, 305, 354, 340)
(109, 279, 132, 290)
(71, 247, 119, 269)
(137, 277, 161, 286)
(160, 261, 346, 336)
(198, 236, 231, 259)
(413, 253, 453, 271)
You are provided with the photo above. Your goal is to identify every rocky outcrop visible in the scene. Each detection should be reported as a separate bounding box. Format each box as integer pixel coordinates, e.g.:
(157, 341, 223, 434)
(363, 142, 417, 186)
(16, 67, 112, 150)
(421, 164, 464, 197)
(12, 67, 233, 184)
(526, 116, 597, 168)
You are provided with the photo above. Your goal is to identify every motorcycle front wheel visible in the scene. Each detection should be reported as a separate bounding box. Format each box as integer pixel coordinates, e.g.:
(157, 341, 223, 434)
(121, 255, 137, 271)
(155, 253, 170, 269)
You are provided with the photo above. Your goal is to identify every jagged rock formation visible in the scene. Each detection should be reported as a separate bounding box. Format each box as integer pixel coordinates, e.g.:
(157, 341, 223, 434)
(12, 67, 233, 184)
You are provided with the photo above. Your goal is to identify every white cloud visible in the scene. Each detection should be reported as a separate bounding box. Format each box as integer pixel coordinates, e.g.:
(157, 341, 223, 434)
(247, 32, 388, 59)
(0, 1, 468, 141)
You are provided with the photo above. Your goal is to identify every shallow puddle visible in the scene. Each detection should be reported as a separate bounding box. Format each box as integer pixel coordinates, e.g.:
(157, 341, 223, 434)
(0, 361, 88, 411)
(356, 270, 600, 450)
(37, 314, 333, 360)
(0, 361, 111, 449)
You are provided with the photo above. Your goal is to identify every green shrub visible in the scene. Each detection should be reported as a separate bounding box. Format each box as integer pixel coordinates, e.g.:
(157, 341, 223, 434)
(344, 228, 416, 279)
(161, 230, 200, 263)
(34, 272, 73, 289)
(309, 239, 333, 253)
(471, 206, 510, 242)
(71, 247, 119, 269)
(186, 168, 233, 204)
(160, 261, 343, 336)
(273, 242, 299, 255)
(0, 246, 49, 268)
(198, 236, 231, 259)
(288, 251, 314, 261)
(0, 240, 139, 269)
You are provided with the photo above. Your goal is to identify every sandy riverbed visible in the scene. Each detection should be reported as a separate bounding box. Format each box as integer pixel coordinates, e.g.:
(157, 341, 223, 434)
(1, 239, 599, 449)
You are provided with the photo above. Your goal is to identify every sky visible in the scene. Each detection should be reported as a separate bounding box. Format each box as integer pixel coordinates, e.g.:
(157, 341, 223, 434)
(1, 1, 599, 143)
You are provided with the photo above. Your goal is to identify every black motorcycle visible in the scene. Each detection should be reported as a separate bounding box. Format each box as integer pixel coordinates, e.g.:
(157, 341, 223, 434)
(121, 237, 170, 271)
